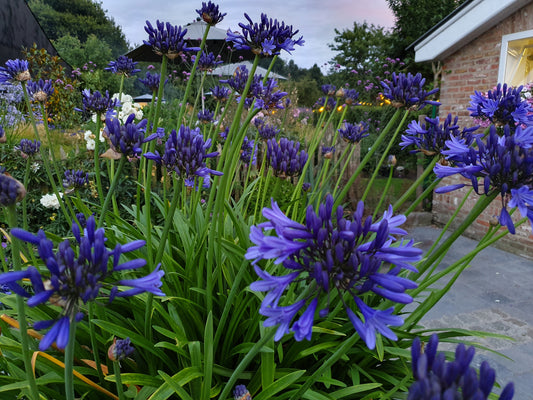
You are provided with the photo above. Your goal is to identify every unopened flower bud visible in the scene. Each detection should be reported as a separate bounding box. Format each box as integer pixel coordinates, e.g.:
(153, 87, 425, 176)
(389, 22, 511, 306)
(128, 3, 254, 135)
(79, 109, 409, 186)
(108, 337, 134, 362)
(0, 173, 26, 206)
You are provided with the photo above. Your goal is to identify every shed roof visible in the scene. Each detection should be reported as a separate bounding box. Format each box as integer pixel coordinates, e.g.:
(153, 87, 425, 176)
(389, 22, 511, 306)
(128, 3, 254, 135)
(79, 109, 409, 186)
(412, 0, 532, 62)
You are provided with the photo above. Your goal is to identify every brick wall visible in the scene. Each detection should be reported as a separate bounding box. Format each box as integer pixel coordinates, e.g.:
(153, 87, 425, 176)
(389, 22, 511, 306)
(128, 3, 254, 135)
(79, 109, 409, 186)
(433, 2, 533, 259)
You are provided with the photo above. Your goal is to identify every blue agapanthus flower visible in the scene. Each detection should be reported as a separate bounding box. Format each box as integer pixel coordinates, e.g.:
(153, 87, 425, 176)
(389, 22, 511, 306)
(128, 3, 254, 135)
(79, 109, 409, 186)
(0, 216, 165, 350)
(105, 55, 141, 77)
(211, 85, 231, 102)
(196, 1, 226, 25)
(63, 169, 89, 191)
(467, 83, 533, 127)
(409, 334, 514, 400)
(266, 137, 308, 178)
(321, 84, 336, 96)
(255, 118, 280, 140)
(108, 337, 135, 361)
(220, 65, 249, 94)
(339, 122, 370, 144)
(0, 59, 30, 84)
(197, 108, 215, 123)
(315, 96, 337, 111)
(435, 124, 533, 234)
(246, 77, 288, 111)
(0, 173, 26, 207)
(144, 20, 200, 59)
(80, 89, 118, 114)
(105, 114, 155, 158)
(226, 13, 304, 56)
(381, 72, 440, 110)
(401, 114, 481, 156)
(246, 194, 421, 348)
(240, 136, 256, 166)
(139, 71, 166, 93)
(26, 79, 54, 103)
(195, 51, 222, 71)
(144, 125, 222, 188)
(15, 139, 41, 157)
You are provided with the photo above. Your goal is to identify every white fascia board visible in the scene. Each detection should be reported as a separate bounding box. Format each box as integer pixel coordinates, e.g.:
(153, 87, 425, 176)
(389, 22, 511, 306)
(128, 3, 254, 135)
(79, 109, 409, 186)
(414, 0, 532, 62)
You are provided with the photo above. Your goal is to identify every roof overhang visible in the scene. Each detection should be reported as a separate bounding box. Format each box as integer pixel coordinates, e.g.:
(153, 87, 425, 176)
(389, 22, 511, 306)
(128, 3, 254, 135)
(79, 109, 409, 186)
(413, 0, 532, 62)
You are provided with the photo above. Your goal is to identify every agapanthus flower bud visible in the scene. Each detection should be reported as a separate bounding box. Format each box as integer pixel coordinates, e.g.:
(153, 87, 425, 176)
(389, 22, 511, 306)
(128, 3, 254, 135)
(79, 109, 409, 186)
(195, 51, 222, 72)
(63, 169, 89, 192)
(255, 119, 280, 140)
(15, 139, 41, 157)
(196, 1, 226, 26)
(108, 337, 134, 361)
(266, 137, 308, 178)
(0, 173, 26, 206)
(321, 84, 336, 96)
(105, 114, 152, 158)
(381, 72, 440, 110)
(233, 384, 252, 400)
(144, 20, 200, 59)
(197, 109, 214, 123)
(0, 59, 30, 84)
(26, 79, 54, 103)
(80, 89, 118, 114)
(338, 122, 369, 143)
(211, 85, 231, 102)
(240, 136, 256, 166)
(139, 71, 166, 92)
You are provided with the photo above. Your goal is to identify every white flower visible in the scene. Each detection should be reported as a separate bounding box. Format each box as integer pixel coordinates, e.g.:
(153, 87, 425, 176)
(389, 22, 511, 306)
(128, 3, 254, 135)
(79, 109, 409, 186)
(31, 162, 40, 173)
(40, 192, 63, 209)
(86, 138, 95, 151)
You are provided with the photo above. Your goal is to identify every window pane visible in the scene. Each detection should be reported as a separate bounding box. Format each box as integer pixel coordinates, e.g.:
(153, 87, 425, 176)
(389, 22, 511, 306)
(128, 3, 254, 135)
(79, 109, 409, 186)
(505, 37, 533, 86)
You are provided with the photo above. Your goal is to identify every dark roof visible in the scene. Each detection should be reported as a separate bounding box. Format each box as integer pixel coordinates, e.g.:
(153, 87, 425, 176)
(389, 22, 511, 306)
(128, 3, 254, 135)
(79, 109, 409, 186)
(0, 0, 62, 65)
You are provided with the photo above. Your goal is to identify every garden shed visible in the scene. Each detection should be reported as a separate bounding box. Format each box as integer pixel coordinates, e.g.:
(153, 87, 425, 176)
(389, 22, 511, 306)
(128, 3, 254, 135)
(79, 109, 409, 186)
(412, 0, 533, 258)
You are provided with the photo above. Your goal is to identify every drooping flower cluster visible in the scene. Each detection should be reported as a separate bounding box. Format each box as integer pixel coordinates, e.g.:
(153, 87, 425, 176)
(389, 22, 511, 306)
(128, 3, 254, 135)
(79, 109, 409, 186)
(401, 114, 481, 156)
(105, 55, 141, 77)
(144, 125, 222, 188)
(0, 172, 26, 207)
(196, 1, 226, 25)
(339, 122, 370, 143)
(63, 169, 89, 192)
(266, 137, 308, 178)
(381, 72, 440, 110)
(0, 59, 30, 84)
(0, 216, 165, 350)
(80, 89, 118, 115)
(105, 114, 152, 158)
(15, 139, 41, 157)
(255, 119, 280, 140)
(211, 85, 231, 102)
(246, 77, 287, 111)
(434, 124, 533, 233)
(408, 334, 514, 400)
(226, 13, 304, 56)
(195, 51, 222, 71)
(468, 83, 533, 127)
(240, 136, 256, 166)
(26, 79, 54, 103)
(246, 195, 422, 348)
(197, 108, 215, 123)
(144, 20, 200, 59)
(139, 71, 166, 93)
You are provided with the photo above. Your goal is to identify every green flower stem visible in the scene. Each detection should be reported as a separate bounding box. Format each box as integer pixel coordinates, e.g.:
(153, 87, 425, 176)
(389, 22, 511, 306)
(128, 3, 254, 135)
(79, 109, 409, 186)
(360, 109, 410, 202)
(188, 71, 207, 126)
(93, 116, 105, 207)
(372, 165, 394, 219)
(403, 177, 441, 216)
(22, 158, 31, 231)
(88, 303, 105, 385)
(113, 360, 126, 400)
(97, 157, 127, 228)
(218, 328, 276, 400)
(7, 205, 39, 400)
(392, 155, 440, 213)
(333, 108, 403, 209)
(64, 319, 78, 400)
(330, 144, 359, 200)
(251, 147, 269, 221)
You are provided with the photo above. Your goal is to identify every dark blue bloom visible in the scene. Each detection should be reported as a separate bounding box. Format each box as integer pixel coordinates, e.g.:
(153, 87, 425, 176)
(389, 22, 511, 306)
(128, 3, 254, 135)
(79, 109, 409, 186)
(143, 125, 222, 188)
(15, 139, 40, 157)
(240, 136, 256, 166)
(211, 85, 231, 102)
(381, 72, 440, 110)
(80, 89, 118, 114)
(233, 384, 252, 400)
(339, 122, 370, 143)
(5, 216, 164, 350)
(468, 83, 533, 127)
(246, 78, 288, 111)
(322, 146, 335, 158)
(195, 51, 222, 71)
(401, 114, 481, 156)
(105, 55, 141, 77)
(0, 59, 30, 84)
(321, 84, 336, 96)
(315, 96, 337, 111)
(408, 334, 514, 400)
(63, 169, 89, 191)
(220, 65, 249, 94)
(0, 126, 4, 142)
(105, 114, 151, 157)
(108, 337, 135, 361)
(245, 195, 421, 348)
(226, 13, 304, 56)
(144, 20, 200, 59)
(255, 119, 280, 140)
(197, 108, 215, 123)
(196, 1, 226, 25)
(435, 124, 533, 234)
(266, 137, 308, 178)
(139, 71, 166, 93)
(343, 88, 360, 105)
(0, 172, 26, 206)
(26, 79, 54, 103)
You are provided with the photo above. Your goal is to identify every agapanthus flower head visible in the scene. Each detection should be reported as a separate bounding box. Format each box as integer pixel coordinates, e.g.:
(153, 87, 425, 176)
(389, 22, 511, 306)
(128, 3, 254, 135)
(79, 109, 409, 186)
(246, 77, 288, 111)
(321, 84, 336, 96)
(220, 65, 249, 94)
(26, 79, 54, 103)
(245, 194, 421, 348)
(467, 83, 533, 127)
(15, 139, 41, 157)
(197, 108, 215, 123)
(105, 55, 141, 77)
(339, 122, 370, 143)
(63, 169, 89, 192)
(381, 72, 440, 110)
(226, 13, 304, 56)
(0, 59, 30, 84)
(108, 337, 135, 361)
(240, 136, 256, 166)
(255, 118, 280, 140)
(322, 145, 335, 159)
(195, 51, 222, 71)
(144, 20, 200, 59)
(0, 172, 26, 206)
(233, 384, 252, 400)
(435, 124, 533, 234)
(343, 88, 360, 105)
(315, 96, 336, 111)
(139, 71, 166, 92)
(196, 1, 226, 25)
(211, 85, 231, 102)
(2, 216, 165, 350)
(266, 137, 308, 178)
(81, 89, 118, 114)
(0, 126, 4, 142)
(408, 334, 514, 400)
(105, 114, 152, 158)
(401, 113, 480, 156)
(143, 125, 222, 188)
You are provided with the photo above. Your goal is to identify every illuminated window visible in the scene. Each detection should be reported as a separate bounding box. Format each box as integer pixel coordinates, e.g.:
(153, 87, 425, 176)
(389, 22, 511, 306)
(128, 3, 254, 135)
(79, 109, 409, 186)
(499, 30, 533, 86)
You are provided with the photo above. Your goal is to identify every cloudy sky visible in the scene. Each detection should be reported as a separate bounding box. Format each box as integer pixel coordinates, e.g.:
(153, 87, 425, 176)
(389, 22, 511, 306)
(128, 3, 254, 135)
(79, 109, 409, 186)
(98, 0, 396, 71)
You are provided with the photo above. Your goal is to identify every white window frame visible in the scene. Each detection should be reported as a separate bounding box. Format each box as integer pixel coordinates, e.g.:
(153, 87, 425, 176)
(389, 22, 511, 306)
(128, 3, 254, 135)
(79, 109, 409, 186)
(498, 29, 533, 85)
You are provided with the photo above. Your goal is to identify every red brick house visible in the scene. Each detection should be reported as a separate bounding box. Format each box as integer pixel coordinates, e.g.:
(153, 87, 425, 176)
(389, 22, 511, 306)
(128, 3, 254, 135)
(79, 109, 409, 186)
(412, 0, 533, 258)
